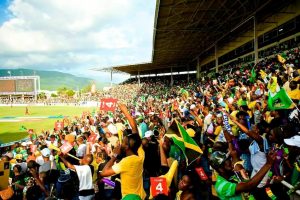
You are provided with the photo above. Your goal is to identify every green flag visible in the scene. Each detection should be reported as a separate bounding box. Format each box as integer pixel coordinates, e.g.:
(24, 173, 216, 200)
(180, 88, 189, 98)
(249, 67, 256, 83)
(268, 88, 293, 110)
(19, 125, 27, 131)
(166, 121, 202, 165)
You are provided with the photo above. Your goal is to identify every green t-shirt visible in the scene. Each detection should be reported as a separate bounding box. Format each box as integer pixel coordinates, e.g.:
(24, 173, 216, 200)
(237, 98, 247, 107)
(215, 175, 242, 200)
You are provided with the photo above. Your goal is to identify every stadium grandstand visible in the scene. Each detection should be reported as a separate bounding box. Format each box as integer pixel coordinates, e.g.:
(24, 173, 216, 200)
(0, 76, 40, 100)
(93, 0, 300, 83)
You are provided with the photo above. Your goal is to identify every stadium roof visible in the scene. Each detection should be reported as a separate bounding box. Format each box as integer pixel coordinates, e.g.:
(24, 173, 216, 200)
(95, 0, 295, 75)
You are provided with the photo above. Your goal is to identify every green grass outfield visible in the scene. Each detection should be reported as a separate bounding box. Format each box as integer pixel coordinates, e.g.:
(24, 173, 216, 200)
(0, 106, 97, 144)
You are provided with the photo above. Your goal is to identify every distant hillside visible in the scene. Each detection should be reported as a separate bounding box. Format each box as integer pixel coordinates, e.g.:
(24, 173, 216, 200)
(0, 69, 111, 90)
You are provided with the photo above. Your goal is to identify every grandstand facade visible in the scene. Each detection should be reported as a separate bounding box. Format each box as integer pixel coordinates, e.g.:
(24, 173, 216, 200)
(93, 0, 300, 83)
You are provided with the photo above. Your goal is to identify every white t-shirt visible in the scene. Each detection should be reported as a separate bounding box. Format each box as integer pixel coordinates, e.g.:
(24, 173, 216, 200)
(74, 165, 93, 191)
(46, 140, 58, 147)
(108, 135, 119, 148)
(76, 144, 87, 158)
(36, 155, 54, 165)
(249, 139, 269, 188)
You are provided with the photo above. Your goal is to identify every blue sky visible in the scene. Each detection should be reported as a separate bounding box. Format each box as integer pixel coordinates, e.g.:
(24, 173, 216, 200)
(0, 0, 156, 83)
(0, 0, 11, 24)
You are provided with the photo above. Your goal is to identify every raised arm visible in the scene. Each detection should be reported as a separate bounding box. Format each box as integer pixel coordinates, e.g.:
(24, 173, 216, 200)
(159, 138, 168, 167)
(118, 103, 138, 134)
(226, 113, 263, 144)
(100, 146, 120, 177)
(235, 151, 275, 193)
(190, 108, 203, 127)
(59, 154, 76, 171)
(223, 130, 240, 165)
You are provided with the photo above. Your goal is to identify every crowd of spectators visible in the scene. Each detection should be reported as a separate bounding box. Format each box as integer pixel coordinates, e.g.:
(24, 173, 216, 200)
(0, 45, 300, 200)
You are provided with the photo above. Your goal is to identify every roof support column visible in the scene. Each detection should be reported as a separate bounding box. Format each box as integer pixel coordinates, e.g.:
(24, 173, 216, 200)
(170, 66, 174, 86)
(196, 57, 201, 80)
(215, 44, 218, 72)
(254, 15, 258, 64)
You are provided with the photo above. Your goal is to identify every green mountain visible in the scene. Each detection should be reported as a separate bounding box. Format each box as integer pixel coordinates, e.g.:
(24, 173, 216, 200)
(0, 69, 111, 90)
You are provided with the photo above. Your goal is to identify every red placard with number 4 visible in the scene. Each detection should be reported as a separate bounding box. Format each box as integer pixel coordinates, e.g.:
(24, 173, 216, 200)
(150, 177, 168, 197)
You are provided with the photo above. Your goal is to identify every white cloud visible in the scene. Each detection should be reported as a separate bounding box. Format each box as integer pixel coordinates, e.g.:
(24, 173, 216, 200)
(0, 0, 155, 82)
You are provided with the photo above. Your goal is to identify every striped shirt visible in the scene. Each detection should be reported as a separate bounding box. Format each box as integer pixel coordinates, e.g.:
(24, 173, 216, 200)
(215, 175, 242, 200)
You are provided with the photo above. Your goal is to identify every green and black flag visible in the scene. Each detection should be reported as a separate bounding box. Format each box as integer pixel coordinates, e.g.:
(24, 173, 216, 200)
(165, 120, 202, 165)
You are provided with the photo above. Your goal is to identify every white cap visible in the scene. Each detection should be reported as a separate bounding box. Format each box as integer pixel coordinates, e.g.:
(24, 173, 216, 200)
(144, 130, 154, 138)
(41, 148, 51, 157)
(284, 135, 300, 148)
(190, 104, 196, 110)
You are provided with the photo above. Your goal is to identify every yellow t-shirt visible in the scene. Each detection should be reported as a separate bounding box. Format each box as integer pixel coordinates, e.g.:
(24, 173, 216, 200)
(248, 101, 257, 110)
(91, 157, 100, 183)
(288, 89, 300, 100)
(112, 146, 146, 199)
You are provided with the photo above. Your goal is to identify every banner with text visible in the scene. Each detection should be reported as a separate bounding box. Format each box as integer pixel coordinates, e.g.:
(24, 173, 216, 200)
(100, 98, 118, 112)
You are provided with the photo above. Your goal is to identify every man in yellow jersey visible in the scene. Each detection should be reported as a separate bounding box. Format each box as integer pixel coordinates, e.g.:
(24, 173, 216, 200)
(100, 104, 146, 200)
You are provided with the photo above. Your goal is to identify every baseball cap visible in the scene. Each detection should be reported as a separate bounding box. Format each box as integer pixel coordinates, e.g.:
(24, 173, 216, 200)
(21, 142, 27, 147)
(41, 148, 51, 157)
(284, 135, 300, 148)
(186, 128, 195, 137)
(209, 151, 228, 169)
(144, 130, 154, 138)
(15, 154, 23, 160)
(190, 104, 196, 110)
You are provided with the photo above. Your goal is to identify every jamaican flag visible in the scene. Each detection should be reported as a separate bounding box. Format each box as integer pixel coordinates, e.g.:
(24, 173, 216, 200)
(278, 54, 286, 64)
(180, 88, 189, 99)
(166, 120, 202, 165)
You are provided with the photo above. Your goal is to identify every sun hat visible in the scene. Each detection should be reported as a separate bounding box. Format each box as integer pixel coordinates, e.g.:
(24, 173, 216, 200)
(41, 148, 51, 157)
(284, 135, 300, 148)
